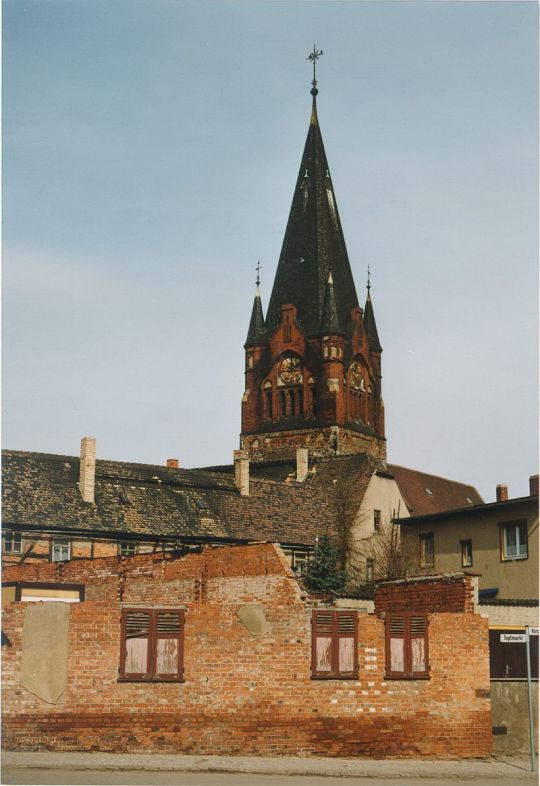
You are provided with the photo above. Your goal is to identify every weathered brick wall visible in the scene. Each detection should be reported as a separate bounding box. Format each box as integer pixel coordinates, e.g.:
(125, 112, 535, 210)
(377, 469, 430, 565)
(2, 545, 491, 758)
(375, 574, 477, 614)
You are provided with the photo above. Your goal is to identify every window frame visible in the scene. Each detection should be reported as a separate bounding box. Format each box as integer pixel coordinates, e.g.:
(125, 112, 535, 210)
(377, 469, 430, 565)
(385, 612, 430, 680)
(119, 607, 185, 683)
(419, 532, 434, 568)
(461, 539, 473, 568)
(51, 536, 71, 562)
(118, 541, 138, 557)
(2, 581, 85, 603)
(2, 530, 22, 555)
(500, 520, 528, 561)
(373, 509, 382, 532)
(311, 609, 358, 680)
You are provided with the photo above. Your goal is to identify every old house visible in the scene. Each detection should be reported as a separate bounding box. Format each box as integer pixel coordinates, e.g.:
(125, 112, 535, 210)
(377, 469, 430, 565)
(397, 477, 539, 752)
(2, 543, 492, 758)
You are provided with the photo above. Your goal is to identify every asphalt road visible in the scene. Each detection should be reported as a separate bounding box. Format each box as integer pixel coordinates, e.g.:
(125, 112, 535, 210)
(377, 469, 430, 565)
(1, 771, 535, 786)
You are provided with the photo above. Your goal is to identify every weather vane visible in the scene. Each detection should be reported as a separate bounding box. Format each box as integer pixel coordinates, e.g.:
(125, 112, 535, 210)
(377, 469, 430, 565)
(256, 259, 262, 288)
(367, 264, 371, 292)
(307, 45, 323, 92)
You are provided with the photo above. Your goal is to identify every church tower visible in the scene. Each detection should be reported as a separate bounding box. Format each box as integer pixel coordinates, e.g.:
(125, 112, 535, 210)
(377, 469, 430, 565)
(241, 51, 385, 463)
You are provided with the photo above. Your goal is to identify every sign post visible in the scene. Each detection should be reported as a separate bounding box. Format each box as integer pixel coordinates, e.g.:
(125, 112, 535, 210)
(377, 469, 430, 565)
(525, 627, 536, 772)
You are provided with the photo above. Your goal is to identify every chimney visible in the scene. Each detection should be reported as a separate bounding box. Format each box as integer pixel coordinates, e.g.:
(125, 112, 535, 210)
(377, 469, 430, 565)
(529, 475, 539, 498)
(166, 458, 179, 469)
(79, 437, 96, 504)
(296, 448, 309, 483)
(496, 484, 508, 503)
(233, 449, 250, 496)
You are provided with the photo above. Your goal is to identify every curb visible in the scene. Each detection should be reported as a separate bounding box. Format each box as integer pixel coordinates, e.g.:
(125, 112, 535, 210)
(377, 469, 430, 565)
(1, 752, 536, 780)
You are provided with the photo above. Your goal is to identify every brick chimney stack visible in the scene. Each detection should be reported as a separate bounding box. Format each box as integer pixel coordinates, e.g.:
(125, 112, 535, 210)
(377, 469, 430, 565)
(233, 450, 250, 496)
(496, 484, 508, 503)
(166, 459, 179, 469)
(79, 437, 96, 504)
(296, 448, 309, 483)
(529, 475, 539, 497)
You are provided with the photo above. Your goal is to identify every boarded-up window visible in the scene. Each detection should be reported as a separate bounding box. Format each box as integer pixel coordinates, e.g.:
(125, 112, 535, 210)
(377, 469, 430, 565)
(311, 610, 358, 679)
(386, 613, 429, 679)
(119, 608, 184, 682)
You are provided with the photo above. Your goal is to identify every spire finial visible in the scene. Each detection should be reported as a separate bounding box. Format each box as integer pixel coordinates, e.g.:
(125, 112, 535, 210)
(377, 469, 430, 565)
(307, 44, 323, 96)
(255, 259, 262, 289)
(367, 264, 371, 293)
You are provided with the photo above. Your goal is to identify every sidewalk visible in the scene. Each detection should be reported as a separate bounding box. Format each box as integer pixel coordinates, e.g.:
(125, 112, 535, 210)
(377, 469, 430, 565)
(1, 751, 536, 780)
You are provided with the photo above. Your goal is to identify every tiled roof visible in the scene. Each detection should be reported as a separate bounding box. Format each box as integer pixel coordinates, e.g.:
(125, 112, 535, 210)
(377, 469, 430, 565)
(387, 464, 483, 516)
(1, 450, 348, 547)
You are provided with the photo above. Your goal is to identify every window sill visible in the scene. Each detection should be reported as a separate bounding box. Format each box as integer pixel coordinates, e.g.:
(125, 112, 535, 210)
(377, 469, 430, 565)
(501, 555, 528, 561)
(384, 674, 431, 681)
(311, 674, 359, 681)
(118, 678, 185, 683)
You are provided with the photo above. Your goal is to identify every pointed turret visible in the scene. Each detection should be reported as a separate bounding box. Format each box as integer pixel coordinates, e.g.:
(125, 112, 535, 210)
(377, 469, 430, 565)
(245, 286, 268, 347)
(265, 87, 359, 337)
(363, 281, 382, 353)
(320, 272, 341, 334)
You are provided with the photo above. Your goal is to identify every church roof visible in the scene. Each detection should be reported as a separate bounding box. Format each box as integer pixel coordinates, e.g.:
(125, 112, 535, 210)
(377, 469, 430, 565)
(245, 287, 268, 347)
(363, 289, 382, 353)
(265, 92, 359, 338)
(319, 272, 342, 335)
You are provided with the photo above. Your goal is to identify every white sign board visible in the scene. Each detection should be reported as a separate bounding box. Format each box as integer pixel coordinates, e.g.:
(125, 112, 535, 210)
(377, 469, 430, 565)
(529, 627, 539, 636)
(500, 633, 526, 643)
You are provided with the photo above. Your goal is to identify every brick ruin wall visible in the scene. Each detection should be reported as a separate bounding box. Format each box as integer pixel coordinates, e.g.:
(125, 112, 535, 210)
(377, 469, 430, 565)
(2, 545, 491, 758)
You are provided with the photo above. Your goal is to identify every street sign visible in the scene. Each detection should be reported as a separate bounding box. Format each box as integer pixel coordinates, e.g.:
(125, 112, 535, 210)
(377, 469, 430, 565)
(529, 627, 538, 636)
(500, 633, 526, 643)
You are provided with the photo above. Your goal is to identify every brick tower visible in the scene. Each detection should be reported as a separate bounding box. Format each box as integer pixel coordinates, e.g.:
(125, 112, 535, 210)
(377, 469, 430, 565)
(241, 68, 385, 463)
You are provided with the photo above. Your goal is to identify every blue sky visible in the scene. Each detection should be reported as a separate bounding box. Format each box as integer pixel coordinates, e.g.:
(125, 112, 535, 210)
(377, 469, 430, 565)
(3, 0, 538, 500)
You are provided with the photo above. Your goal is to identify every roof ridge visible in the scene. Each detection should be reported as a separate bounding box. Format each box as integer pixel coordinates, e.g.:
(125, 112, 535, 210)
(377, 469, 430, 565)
(387, 463, 480, 489)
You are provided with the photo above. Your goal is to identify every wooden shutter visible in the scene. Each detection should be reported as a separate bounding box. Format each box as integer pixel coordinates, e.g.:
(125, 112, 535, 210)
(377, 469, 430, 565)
(120, 608, 185, 681)
(336, 611, 358, 677)
(386, 613, 429, 679)
(311, 610, 358, 679)
(408, 615, 429, 677)
(154, 610, 184, 680)
(386, 614, 406, 677)
(121, 609, 151, 679)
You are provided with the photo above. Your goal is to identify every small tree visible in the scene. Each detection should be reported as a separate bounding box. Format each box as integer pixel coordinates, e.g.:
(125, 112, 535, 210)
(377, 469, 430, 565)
(303, 534, 346, 593)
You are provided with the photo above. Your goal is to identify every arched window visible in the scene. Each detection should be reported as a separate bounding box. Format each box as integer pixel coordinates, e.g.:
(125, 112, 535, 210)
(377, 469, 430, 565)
(279, 390, 286, 418)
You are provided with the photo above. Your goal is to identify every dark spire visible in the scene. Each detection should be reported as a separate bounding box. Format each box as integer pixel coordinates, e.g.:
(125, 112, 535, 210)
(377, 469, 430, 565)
(265, 55, 359, 338)
(320, 272, 341, 334)
(363, 273, 382, 353)
(245, 285, 268, 347)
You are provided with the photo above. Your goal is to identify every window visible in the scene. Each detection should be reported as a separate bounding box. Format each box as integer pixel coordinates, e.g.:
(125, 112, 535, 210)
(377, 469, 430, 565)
(51, 536, 70, 562)
(419, 533, 434, 568)
(386, 613, 429, 679)
(366, 558, 374, 582)
(119, 608, 185, 682)
(373, 509, 381, 532)
(118, 541, 138, 557)
(311, 610, 358, 679)
(2, 530, 22, 555)
(461, 539, 473, 567)
(501, 521, 528, 560)
(2, 582, 84, 604)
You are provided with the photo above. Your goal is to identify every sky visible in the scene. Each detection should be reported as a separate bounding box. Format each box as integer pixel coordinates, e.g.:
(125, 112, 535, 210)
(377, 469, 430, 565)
(3, 0, 538, 501)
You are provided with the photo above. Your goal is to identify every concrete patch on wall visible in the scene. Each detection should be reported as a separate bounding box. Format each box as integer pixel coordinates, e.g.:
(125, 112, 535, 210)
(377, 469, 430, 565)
(236, 603, 271, 636)
(21, 603, 70, 704)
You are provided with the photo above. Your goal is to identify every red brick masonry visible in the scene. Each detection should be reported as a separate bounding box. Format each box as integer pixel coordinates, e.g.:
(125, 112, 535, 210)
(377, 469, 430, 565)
(2, 545, 491, 758)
